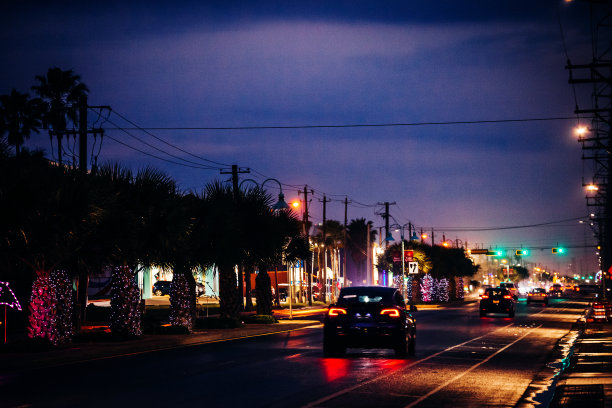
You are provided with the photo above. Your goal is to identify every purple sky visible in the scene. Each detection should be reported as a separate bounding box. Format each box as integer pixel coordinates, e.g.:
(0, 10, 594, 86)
(1, 1, 600, 274)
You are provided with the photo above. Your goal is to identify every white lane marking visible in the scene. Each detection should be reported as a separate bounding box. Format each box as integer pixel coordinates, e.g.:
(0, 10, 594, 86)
(302, 323, 515, 408)
(403, 324, 542, 408)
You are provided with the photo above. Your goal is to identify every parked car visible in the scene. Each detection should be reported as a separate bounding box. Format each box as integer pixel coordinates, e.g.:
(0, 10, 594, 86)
(527, 288, 548, 305)
(499, 282, 519, 300)
(323, 286, 416, 358)
(480, 287, 515, 317)
(153, 280, 171, 296)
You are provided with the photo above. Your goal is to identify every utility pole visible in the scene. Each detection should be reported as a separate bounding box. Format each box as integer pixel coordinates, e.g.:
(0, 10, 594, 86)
(299, 186, 313, 306)
(321, 195, 329, 303)
(431, 228, 435, 246)
(377, 201, 395, 248)
(343, 197, 348, 288)
(220, 164, 251, 199)
(79, 95, 87, 173)
(367, 222, 371, 285)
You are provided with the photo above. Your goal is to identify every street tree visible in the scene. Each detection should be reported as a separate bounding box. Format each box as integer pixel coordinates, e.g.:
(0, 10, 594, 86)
(0, 89, 42, 155)
(32, 67, 88, 166)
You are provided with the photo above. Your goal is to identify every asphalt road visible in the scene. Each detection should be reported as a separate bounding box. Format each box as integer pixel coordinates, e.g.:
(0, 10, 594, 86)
(1, 297, 589, 408)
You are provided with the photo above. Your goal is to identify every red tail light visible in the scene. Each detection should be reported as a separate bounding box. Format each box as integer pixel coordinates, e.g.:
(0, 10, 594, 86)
(328, 307, 347, 316)
(503, 295, 512, 299)
(481, 295, 489, 299)
(380, 308, 400, 317)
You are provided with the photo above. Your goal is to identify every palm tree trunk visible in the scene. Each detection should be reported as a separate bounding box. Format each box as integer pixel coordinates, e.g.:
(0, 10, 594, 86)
(255, 265, 273, 315)
(218, 264, 240, 321)
(244, 266, 254, 312)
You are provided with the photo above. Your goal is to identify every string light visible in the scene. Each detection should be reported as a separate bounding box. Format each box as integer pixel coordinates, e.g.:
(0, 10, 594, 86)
(110, 265, 143, 337)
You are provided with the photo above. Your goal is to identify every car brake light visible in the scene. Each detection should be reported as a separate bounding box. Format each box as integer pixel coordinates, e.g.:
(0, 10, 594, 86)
(481, 295, 489, 299)
(328, 307, 347, 316)
(380, 308, 400, 317)
(503, 295, 512, 299)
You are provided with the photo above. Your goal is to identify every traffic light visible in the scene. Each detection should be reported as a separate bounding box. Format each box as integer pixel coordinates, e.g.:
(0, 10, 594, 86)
(552, 247, 565, 254)
(515, 249, 529, 256)
(486, 250, 503, 256)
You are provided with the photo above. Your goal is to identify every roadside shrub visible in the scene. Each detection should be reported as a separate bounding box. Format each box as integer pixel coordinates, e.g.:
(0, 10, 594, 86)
(243, 314, 278, 324)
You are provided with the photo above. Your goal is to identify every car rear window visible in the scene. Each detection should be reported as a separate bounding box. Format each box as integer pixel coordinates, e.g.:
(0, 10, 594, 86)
(486, 288, 508, 297)
(337, 288, 394, 305)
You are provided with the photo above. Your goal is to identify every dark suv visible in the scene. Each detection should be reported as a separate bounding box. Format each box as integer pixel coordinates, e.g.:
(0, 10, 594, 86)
(480, 287, 515, 317)
(323, 286, 416, 357)
(153, 280, 171, 296)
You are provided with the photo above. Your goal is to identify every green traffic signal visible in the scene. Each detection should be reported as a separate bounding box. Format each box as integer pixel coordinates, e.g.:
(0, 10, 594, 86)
(552, 247, 565, 254)
(516, 249, 529, 256)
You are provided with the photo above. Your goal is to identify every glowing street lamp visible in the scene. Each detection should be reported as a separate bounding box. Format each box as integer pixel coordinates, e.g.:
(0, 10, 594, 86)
(585, 183, 599, 192)
(575, 125, 588, 139)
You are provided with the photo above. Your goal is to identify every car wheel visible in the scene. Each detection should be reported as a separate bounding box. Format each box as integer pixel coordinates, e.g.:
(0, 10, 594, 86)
(480, 310, 486, 317)
(408, 334, 416, 356)
(323, 337, 345, 357)
(544, 301, 548, 306)
(154, 289, 162, 296)
(509, 310, 515, 318)
(394, 337, 408, 358)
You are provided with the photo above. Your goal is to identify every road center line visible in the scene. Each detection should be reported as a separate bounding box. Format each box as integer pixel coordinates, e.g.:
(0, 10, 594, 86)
(302, 322, 515, 408)
(403, 324, 542, 408)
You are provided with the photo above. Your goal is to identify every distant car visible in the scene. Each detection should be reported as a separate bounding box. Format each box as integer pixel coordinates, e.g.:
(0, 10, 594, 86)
(549, 284, 563, 298)
(153, 280, 171, 296)
(499, 282, 519, 300)
(527, 288, 548, 305)
(480, 287, 515, 317)
(323, 286, 416, 358)
(478, 285, 493, 296)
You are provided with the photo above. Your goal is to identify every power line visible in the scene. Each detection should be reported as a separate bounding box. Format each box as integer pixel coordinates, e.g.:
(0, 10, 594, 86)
(103, 116, 581, 132)
(422, 216, 587, 232)
(109, 109, 231, 167)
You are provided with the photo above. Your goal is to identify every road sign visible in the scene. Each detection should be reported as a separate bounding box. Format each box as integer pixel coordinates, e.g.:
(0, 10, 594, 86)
(408, 261, 418, 274)
(404, 250, 414, 262)
(470, 249, 489, 255)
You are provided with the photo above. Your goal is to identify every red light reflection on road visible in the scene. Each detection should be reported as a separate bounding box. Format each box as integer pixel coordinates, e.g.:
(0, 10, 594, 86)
(320, 358, 351, 382)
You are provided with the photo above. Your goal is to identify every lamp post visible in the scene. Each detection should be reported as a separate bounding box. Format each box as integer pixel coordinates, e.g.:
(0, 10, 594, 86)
(387, 222, 415, 304)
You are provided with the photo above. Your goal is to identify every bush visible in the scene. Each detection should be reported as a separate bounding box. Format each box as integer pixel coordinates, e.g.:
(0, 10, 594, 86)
(243, 314, 278, 324)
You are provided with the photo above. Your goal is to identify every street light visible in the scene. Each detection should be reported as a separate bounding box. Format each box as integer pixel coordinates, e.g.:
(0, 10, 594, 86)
(239, 178, 290, 210)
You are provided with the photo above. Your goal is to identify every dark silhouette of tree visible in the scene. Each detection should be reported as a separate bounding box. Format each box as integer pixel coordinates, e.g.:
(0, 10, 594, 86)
(0, 89, 42, 155)
(32, 67, 88, 166)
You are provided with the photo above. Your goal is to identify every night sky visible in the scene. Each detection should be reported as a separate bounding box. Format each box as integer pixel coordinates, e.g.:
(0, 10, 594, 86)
(0, 1, 599, 274)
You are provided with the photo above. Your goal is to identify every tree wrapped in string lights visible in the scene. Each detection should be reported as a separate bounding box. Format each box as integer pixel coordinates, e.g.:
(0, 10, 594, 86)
(169, 268, 196, 332)
(436, 277, 450, 302)
(109, 265, 142, 337)
(50, 269, 73, 343)
(456, 276, 465, 300)
(27, 271, 58, 344)
(420, 274, 433, 302)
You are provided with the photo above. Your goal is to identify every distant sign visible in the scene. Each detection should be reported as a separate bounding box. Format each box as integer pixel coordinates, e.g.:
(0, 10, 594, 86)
(404, 250, 414, 263)
(408, 262, 419, 274)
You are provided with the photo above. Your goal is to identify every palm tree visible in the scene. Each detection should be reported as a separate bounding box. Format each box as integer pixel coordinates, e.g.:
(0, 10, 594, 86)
(32, 67, 88, 166)
(313, 220, 344, 302)
(0, 89, 42, 155)
(200, 181, 243, 322)
(0, 151, 97, 344)
(346, 218, 377, 285)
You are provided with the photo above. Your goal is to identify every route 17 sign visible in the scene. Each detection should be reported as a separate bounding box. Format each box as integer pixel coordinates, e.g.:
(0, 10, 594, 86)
(408, 262, 418, 274)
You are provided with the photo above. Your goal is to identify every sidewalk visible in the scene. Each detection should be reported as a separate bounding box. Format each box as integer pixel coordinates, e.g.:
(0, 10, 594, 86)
(549, 320, 612, 408)
(1, 318, 321, 375)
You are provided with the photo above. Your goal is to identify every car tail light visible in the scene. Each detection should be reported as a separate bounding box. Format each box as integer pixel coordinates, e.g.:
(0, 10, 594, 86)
(380, 308, 400, 317)
(503, 295, 512, 299)
(481, 295, 489, 299)
(328, 307, 347, 316)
